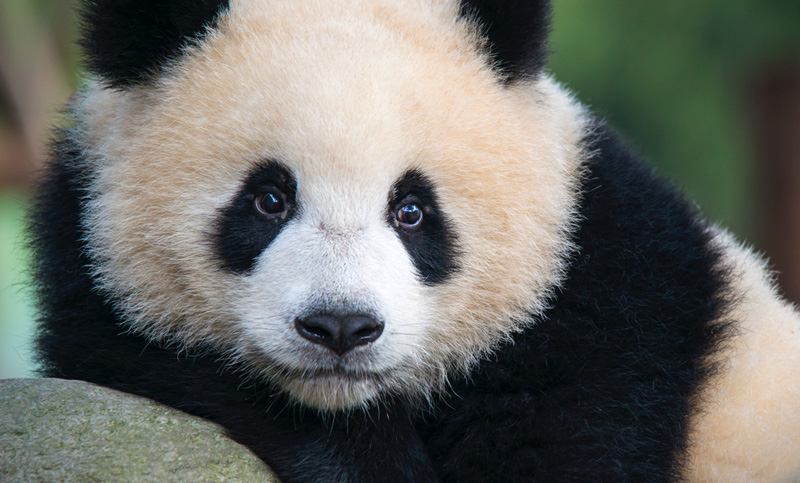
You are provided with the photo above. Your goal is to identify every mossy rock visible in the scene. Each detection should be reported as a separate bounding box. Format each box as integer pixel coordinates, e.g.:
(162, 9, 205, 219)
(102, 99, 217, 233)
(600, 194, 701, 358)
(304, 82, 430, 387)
(0, 378, 278, 482)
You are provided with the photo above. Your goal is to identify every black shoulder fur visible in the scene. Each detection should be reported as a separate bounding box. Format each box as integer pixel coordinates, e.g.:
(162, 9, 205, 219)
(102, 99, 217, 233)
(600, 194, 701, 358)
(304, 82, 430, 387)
(417, 125, 732, 481)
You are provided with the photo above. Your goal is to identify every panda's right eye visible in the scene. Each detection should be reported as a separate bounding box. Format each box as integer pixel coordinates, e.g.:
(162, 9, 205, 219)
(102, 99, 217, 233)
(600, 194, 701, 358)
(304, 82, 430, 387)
(254, 188, 288, 219)
(396, 202, 423, 228)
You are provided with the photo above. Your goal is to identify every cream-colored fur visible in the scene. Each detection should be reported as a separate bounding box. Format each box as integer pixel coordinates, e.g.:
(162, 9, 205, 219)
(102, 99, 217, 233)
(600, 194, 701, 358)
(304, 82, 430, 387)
(686, 231, 800, 482)
(75, 0, 588, 409)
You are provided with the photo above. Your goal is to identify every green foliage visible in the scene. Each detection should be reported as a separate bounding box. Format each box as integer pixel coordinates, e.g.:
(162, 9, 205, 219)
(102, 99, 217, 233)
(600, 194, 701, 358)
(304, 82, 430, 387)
(0, 195, 36, 378)
(550, 0, 800, 237)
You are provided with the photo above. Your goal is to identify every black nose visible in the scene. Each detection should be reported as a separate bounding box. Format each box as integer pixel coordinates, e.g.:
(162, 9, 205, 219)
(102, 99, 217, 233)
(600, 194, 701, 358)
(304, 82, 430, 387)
(295, 312, 384, 355)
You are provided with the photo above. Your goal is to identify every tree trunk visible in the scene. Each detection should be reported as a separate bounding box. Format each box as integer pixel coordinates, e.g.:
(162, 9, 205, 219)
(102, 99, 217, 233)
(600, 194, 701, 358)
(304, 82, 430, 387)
(748, 64, 800, 304)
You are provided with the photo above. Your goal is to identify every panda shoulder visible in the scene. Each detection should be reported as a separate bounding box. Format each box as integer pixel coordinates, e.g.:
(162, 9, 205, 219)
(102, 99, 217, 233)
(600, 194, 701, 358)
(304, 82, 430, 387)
(687, 229, 800, 481)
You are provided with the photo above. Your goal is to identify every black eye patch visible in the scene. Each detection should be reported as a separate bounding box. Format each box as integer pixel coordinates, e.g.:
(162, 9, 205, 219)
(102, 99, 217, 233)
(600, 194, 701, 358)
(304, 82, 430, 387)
(387, 170, 460, 285)
(211, 161, 298, 274)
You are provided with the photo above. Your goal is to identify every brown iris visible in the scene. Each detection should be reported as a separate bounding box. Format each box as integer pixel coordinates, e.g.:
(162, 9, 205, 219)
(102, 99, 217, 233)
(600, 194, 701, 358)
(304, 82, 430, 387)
(396, 203, 422, 228)
(254, 189, 288, 219)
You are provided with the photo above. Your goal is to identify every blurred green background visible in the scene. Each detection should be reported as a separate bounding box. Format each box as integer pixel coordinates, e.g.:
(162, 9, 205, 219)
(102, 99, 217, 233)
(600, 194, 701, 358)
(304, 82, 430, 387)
(1, 1, 799, 378)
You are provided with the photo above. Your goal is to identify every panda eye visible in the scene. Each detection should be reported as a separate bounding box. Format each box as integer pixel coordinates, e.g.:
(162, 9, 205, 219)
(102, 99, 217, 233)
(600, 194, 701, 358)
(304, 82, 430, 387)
(254, 189, 288, 219)
(395, 202, 423, 228)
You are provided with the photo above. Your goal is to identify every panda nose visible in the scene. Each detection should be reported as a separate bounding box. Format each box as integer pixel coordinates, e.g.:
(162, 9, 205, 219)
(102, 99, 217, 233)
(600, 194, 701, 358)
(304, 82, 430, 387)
(295, 312, 384, 355)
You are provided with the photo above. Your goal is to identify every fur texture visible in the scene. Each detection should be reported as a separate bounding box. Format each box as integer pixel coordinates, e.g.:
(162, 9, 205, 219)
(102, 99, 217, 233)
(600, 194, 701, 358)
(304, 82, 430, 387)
(32, 0, 800, 481)
(68, 0, 585, 410)
(418, 126, 732, 481)
(82, 0, 230, 87)
(685, 230, 800, 481)
(459, 0, 551, 82)
(212, 161, 300, 273)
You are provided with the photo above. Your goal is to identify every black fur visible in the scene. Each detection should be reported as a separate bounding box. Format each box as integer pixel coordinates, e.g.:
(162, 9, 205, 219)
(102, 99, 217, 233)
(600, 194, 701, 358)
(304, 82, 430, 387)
(459, 0, 551, 82)
(387, 170, 461, 285)
(417, 125, 731, 481)
(81, 0, 230, 88)
(32, 124, 731, 482)
(212, 161, 298, 274)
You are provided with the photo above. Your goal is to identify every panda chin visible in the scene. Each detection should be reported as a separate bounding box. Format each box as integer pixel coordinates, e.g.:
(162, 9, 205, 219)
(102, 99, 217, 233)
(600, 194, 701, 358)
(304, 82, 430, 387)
(242, 345, 388, 410)
(278, 367, 384, 411)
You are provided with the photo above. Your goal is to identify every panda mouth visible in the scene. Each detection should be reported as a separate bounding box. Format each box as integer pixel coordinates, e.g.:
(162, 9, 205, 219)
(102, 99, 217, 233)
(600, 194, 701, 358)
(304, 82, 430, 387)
(285, 343, 389, 381)
(291, 365, 381, 383)
(269, 356, 397, 392)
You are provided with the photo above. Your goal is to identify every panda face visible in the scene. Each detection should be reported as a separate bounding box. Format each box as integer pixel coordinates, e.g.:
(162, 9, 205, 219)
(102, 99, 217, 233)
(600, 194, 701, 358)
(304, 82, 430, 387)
(78, 0, 587, 410)
(214, 160, 449, 409)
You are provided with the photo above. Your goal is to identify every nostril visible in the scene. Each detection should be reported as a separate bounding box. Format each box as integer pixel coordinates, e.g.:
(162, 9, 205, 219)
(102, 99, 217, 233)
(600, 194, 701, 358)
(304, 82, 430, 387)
(295, 314, 337, 346)
(305, 325, 331, 339)
(353, 328, 375, 338)
(344, 315, 383, 346)
(295, 312, 384, 355)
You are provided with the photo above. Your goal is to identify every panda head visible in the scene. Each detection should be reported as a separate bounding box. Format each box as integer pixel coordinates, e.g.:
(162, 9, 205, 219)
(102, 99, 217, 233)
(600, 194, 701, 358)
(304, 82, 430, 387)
(77, 0, 586, 411)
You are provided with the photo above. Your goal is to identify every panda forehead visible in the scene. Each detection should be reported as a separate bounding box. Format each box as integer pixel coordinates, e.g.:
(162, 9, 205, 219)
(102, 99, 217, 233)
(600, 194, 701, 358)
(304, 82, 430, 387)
(98, 0, 517, 204)
(157, 0, 494, 140)
(216, 0, 472, 60)
(179, 0, 479, 94)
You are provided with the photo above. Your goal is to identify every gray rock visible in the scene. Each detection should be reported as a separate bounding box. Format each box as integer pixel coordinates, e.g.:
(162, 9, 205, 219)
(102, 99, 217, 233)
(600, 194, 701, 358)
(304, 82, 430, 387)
(0, 378, 279, 482)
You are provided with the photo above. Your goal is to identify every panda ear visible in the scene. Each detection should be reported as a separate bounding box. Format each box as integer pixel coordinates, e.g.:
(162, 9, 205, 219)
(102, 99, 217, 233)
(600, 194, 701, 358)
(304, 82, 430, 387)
(81, 0, 230, 88)
(459, 0, 551, 83)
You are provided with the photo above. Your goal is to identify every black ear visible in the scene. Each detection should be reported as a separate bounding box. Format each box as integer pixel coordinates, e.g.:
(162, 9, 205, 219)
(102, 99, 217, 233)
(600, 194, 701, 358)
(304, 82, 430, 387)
(81, 0, 231, 88)
(460, 0, 551, 83)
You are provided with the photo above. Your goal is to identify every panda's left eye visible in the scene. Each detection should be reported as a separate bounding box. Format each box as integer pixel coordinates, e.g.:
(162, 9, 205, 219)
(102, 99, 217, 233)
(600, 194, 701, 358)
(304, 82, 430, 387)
(254, 188, 288, 219)
(396, 202, 423, 228)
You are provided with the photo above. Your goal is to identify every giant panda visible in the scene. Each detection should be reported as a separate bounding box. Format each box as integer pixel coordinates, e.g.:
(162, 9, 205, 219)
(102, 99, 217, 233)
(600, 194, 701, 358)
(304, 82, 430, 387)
(30, 0, 800, 481)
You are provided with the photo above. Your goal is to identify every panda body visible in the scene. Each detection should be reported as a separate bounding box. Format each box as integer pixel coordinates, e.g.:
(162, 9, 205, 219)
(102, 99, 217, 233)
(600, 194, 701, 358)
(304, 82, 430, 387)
(32, 0, 800, 481)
